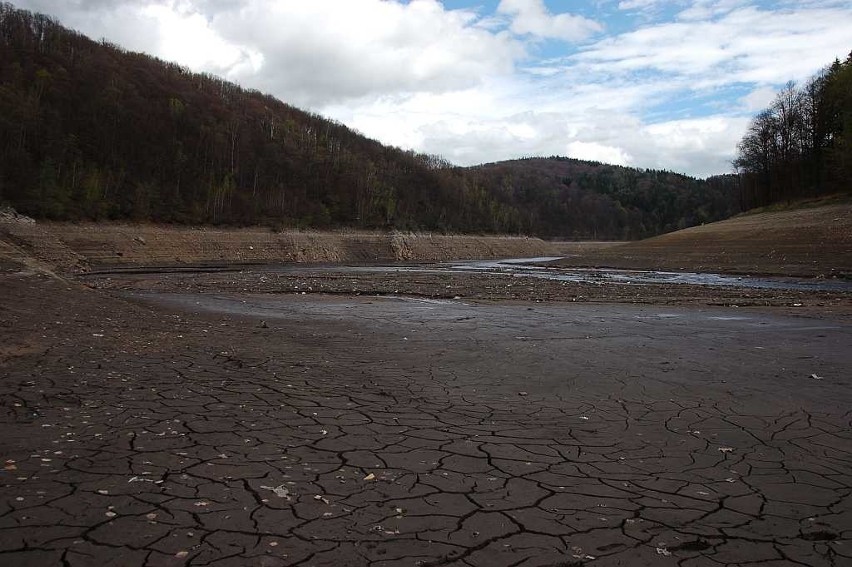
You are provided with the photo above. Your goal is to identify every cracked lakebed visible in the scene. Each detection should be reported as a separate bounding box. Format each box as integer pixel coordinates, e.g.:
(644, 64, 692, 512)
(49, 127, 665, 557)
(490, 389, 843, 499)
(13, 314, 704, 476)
(1, 268, 851, 566)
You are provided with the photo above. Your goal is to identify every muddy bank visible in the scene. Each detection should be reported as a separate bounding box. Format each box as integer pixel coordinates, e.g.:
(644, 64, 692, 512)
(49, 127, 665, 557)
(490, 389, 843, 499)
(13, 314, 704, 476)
(0, 220, 557, 271)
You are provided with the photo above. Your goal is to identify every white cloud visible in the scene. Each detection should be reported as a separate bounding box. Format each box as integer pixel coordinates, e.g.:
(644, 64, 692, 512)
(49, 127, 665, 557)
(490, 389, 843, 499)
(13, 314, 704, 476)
(618, 0, 666, 10)
(208, 0, 523, 107)
(497, 0, 603, 42)
(740, 86, 777, 112)
(677, 0, 751, 21)
(326, 82, 742, 177)
(574, 6, 852, 85)
(141, 3, 261, 76)
(567, 141, 633, 165)
(637, 116, 750, 174)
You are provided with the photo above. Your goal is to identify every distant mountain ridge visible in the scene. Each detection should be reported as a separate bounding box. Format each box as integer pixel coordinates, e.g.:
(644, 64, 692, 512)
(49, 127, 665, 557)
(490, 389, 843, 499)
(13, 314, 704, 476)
(0, 3, 739, 239)
(467, 158, 738, 239)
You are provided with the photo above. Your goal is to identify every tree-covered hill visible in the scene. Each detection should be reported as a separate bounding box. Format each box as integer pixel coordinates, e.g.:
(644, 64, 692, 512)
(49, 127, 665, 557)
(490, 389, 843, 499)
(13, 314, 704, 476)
(0, 3, 739, 239)
(466, 158, 738, 239)
(734, 52, 852, 209)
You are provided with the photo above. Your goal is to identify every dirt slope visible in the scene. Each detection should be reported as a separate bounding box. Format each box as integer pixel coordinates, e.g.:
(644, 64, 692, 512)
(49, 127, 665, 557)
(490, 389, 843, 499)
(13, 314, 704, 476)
(0, 220, 558, 273)
(556, 202, 852, 277)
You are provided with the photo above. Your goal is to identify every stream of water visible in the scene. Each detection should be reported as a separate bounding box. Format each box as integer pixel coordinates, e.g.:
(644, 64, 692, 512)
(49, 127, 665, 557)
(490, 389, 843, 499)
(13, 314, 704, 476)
(86, 257, 852, 292)
(352, 257, 852, 292)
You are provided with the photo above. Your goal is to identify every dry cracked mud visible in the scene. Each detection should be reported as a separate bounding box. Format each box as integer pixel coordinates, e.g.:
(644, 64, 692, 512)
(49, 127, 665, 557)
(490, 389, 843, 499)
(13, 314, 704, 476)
(1, 267, 851, 567)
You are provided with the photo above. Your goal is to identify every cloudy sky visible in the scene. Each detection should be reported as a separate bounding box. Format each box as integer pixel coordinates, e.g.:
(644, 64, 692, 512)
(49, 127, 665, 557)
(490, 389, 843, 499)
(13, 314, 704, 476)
(12, 1, 852, 177)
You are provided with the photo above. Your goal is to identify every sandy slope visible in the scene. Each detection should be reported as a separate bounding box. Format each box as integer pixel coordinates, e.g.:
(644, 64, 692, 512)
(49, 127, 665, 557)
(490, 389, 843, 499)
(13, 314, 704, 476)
(554, 202, 852, 277)
(2, 202, 849, 278)
(0, 220, 558, 272)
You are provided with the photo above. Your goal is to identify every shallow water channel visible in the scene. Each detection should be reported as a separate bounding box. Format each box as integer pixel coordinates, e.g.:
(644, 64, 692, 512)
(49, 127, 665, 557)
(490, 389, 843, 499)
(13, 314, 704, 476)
(89, 257, 852, 292)
(319, 257, 852, 293)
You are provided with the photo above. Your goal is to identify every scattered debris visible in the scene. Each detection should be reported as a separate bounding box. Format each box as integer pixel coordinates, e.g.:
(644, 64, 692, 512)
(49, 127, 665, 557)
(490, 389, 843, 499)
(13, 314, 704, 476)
(0, 206, 35, 223)
(363, 473, 376, 481)
(261, 485, 291, 500)
(656, 547, 672, 556)
(570, 546, 595, 560)
(128, 476, 158, 483)
(810, 373, 824, 380)
(718, 447, 734, 453)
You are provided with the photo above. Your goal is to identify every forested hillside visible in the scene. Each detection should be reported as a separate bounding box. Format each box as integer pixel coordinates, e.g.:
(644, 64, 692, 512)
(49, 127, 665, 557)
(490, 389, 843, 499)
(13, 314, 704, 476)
(468, 159, 738, 239)
(0, 4, 738, 239)
(734, 53, 852, 209)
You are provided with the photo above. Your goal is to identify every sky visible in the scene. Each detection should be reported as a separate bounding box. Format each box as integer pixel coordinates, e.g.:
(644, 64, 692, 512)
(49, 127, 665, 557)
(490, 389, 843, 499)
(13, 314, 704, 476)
(12, 1, 852, 178)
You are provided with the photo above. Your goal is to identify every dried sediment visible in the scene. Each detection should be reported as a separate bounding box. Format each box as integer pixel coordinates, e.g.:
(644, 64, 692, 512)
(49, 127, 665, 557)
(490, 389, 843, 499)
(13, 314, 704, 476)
(556, 202, 852, 278)
(0, 221, 557, 272)
(1, 271, 850, 566)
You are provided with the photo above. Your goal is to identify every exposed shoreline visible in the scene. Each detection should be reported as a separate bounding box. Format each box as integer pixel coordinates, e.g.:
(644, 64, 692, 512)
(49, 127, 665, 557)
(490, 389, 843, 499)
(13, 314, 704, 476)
(0, 220, 564, 273)
(550, 202, 852, 279)
(2, 202, 850, 565)
(4, 200, 850, 281)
